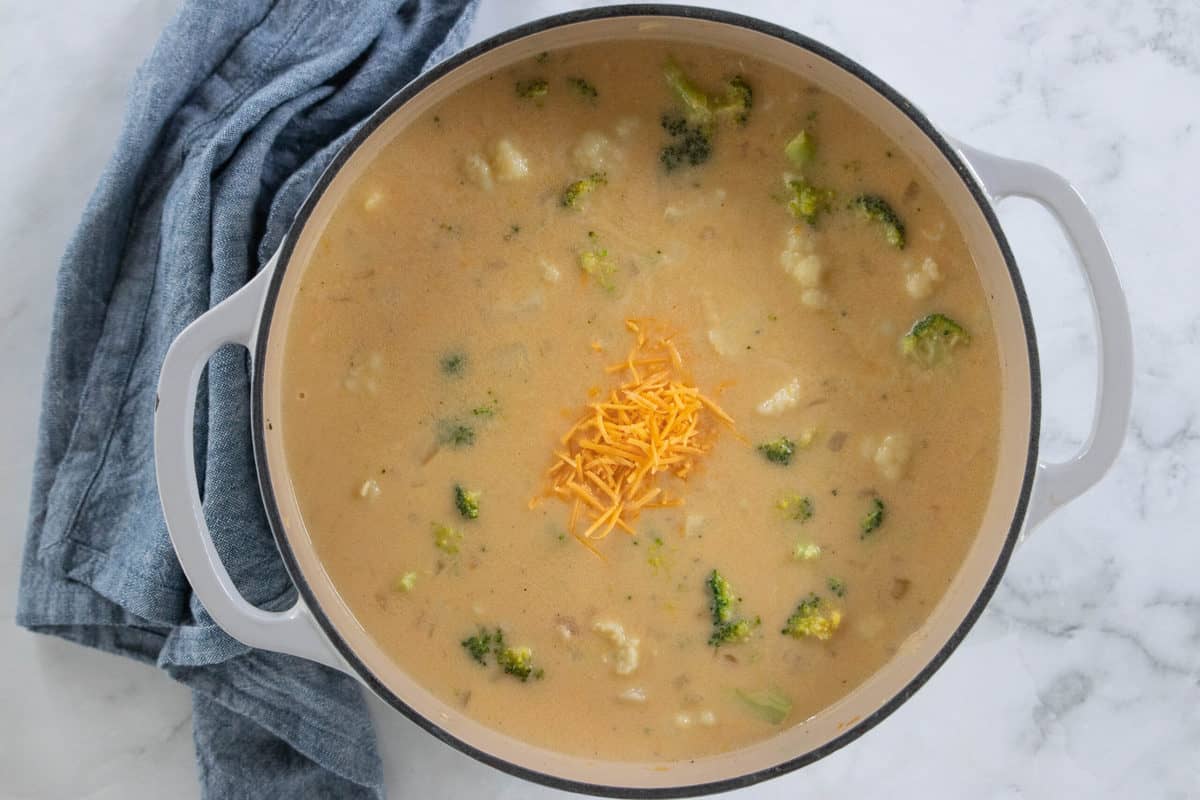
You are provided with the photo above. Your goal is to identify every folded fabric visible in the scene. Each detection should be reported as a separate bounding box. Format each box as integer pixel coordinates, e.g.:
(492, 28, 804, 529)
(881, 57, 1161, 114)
(16, 1, 476, 796)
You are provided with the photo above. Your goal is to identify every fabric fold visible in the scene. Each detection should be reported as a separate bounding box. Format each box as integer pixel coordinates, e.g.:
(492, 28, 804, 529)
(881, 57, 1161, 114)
(16, 1, 477, 796)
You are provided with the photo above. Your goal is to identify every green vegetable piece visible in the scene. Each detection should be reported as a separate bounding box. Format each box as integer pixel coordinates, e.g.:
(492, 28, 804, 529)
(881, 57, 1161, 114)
(901, 313, 971, 366)
(664, 57, 714, 121)
(437, 420, 475, 448)
(659, 115, 713, 172)
(461, 627, 498, 665)
(566, 77, 598, 99)
(784, 129, 816, 166)
(496, 645, 545, 682)
(472, 392, 499, 417)
(706, 570, 759, 646)
(793, 541, 822, 561)
(827, 577, 847, 598)
(734, 687, 793, 725)
(757, 436, 796, 466)
(647, 536, 667, 572)
(708, 569, 736, 625)
(579, 232, 617, 292)
(860, 497, 885, 538)
(781, 593, 842, 640)
(393, 572, 418, 593)
(562, 172, 608, 208)
(852, 194, 906, 248)
(515, 78, 548, 99)
(432, 522, 464, 555)
(659, 59, 752, 170)
(787, 178, 835, 225)
(454, 485, 480, 520)
(776, 493, 814, 523)
(718, 76, 753, 126)
(440, 351, 466, 377)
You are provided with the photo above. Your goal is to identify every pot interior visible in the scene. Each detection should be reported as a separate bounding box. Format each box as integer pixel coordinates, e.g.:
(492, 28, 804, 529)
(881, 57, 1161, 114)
(256, 10, 1036, 793)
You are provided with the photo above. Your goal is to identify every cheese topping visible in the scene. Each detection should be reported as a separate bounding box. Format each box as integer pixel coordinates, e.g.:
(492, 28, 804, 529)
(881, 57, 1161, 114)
(536, 320, 734, 546)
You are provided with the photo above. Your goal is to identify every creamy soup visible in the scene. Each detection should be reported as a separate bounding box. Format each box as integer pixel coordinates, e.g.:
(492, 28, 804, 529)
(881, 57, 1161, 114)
(279, 40, 1000, 761)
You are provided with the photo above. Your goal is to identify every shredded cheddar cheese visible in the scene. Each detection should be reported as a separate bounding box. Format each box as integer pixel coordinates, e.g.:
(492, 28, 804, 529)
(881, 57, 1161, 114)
(535, 320, 734, 548)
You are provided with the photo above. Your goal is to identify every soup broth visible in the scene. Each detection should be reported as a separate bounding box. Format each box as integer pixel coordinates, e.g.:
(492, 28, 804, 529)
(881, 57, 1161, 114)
(280, 40, 1000, 761)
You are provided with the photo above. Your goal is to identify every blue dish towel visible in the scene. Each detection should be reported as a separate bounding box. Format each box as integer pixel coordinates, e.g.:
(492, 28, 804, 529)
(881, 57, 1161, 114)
(16, 1, 476, 797)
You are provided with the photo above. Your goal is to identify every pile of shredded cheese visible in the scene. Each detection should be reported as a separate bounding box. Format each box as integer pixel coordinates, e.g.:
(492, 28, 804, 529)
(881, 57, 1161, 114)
(534, 320, 734, 550)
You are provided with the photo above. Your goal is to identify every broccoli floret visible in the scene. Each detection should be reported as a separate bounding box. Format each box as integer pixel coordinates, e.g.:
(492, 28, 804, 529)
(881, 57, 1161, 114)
(440, 351, 466, 377)
(706, 570, 759, 647)
(393, 572, 418, 592)
(718, 76, 753, 126)
(659, 59, 752, 171)
(472, 391, 499, 417)
(461, 627, 498, 664)
(663, 57, 753, 125)
(901, 313, 971, 366)
(566, 76, 598, 99)
(454, 484, 480, 520)
(827, 577, 847, 598)
(496, 645, 545, 682)
(757, 436, 796, 465)
(784, 129, 816, 167)
(659, 115, 713, 172)
(734, 687, 793, 725)
(437, 420, 475, 448)
(562, 172, 608, 208)
(852, 194, 906, 248)
(793, 541, 822, 561)
(787, 178, 835, 225)
(776, 493, 814, 523)
(515, 78, 548, 100)
(708, 570, 736, 624)
(860, 497, 885, 538)
(432, 522, 463, 555)
(781, 593, 842, 640)
(663, 57, 713, 121)
(579, 231, 617, 291)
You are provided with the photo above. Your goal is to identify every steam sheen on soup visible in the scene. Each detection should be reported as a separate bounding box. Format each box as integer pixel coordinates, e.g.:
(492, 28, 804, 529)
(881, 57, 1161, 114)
(280, 41, 1000, 761)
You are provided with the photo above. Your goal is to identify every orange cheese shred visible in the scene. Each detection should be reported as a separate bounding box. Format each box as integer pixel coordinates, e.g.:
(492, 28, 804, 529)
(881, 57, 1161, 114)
(539, 319, 735, 544)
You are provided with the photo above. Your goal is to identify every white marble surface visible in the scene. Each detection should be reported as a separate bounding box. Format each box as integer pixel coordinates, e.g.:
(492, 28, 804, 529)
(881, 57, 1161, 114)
(2, 1, 1196, 797)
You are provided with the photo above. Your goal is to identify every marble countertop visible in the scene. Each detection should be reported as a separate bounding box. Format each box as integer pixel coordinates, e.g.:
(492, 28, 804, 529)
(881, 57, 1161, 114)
(2, 1, 1196, 797)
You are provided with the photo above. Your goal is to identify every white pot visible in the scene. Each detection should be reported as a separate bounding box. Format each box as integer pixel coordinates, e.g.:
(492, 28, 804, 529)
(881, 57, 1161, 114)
(154, 7, 1133, 796)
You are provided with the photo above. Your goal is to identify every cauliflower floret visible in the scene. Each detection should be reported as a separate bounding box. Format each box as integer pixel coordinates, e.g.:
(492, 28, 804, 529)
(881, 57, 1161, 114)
(573, 131, 618, 173)
(539, 258, 562, 284)
(862, 433, 912, 481)
(593, 619, 640, 675)
(780, 226, 825, 294)
(706, 328, 735, 357)
(800, 288, 829, 308)
(905, 257, 942, 300)
(756, 377, 802, 416)
(461, 153, 493, 190)
(492, 138, 529, 181)
(362, 189, 385, 212)
(618, 687, 647, 704)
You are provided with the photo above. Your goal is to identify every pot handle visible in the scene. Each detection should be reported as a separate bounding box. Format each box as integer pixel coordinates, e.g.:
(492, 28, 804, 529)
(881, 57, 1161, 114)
(154, 255, 348, 672)
(954, 142, 1133, 529)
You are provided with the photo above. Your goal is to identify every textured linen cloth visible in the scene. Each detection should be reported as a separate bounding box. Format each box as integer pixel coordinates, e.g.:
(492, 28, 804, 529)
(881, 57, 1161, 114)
(16, 1, 476, 796)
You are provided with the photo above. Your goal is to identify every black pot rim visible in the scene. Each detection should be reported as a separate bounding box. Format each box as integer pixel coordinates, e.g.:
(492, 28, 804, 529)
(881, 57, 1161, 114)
(251, 5, 1041, 797)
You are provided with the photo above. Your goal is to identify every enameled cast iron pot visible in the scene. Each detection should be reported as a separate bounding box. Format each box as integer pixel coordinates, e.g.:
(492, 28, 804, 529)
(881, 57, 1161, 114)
(154, 7, 1134, 796)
